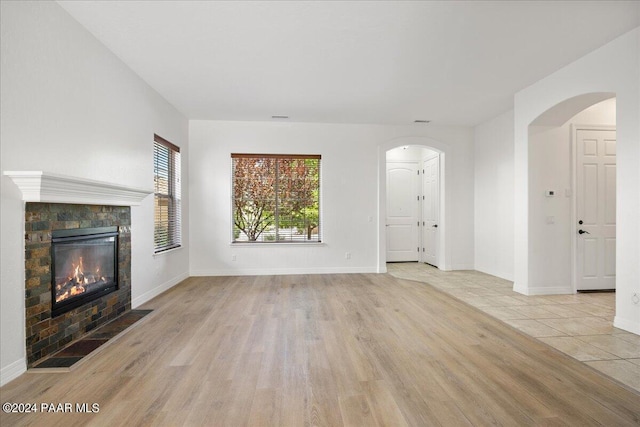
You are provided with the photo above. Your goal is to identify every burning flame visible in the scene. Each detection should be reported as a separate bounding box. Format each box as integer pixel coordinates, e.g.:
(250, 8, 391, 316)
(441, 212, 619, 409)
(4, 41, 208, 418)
(56, 256, 108, 303)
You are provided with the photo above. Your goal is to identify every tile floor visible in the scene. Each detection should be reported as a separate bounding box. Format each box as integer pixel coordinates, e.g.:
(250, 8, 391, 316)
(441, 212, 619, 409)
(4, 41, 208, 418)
(387, 262, 640, 392)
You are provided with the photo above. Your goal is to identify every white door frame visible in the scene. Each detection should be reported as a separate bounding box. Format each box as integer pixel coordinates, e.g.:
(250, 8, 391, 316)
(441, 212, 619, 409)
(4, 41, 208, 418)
(421, 152, 440, 267)
(378, 137, 447, 272)
(571, 124, 616, 293)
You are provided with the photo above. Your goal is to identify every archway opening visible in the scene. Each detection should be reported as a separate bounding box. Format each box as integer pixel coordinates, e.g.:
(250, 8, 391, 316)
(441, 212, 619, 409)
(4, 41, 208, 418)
(526, 92, 616, 295)
(377, 137, 447, 273)
(385, 145, 442, 267)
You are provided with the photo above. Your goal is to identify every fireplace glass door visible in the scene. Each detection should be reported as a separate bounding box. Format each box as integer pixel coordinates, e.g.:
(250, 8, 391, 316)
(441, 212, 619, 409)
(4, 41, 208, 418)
(51, 227, 118, 316)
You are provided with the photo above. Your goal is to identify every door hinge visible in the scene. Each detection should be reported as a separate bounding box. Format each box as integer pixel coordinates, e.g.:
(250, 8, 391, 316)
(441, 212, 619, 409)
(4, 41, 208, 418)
(423, 248, 425, 252)
(417, 170, 420, 175)
(423, 221, 425, 226)
(417, 195, 419, 201)
(417, 247, 420, 252)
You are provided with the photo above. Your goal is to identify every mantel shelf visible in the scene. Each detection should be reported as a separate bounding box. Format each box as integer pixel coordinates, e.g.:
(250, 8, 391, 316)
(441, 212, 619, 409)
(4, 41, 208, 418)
(3, 171, 153, 206)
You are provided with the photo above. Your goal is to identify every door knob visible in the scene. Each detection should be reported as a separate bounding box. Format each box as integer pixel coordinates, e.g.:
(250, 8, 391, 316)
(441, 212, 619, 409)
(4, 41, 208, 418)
(432, 224, 438, 228)
(578, 229, 590, 235)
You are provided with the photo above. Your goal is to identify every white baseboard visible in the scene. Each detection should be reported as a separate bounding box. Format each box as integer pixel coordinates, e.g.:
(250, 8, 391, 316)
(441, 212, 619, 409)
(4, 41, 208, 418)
(190, 266, 378, 277)
(450, 264, 475, 271)
(614, 316, 640, 335)
(513, 283, 573, 296)
(530, 286, 573, 295)
(512, 282, 529, 295)
(132, 272, 189, 308)
(1, 357, 26, 387)
(474, 266, 514, 282)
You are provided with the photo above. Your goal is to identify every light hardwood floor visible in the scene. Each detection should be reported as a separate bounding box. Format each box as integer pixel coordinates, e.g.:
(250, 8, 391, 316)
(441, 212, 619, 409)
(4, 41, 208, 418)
(1, 273, 639, 426)
(387, 263, 640, 392)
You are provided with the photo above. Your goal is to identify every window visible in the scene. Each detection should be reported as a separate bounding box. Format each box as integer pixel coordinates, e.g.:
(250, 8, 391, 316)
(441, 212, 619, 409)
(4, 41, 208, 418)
(232, 154, 321, 243)
(154, 134, 181, 253)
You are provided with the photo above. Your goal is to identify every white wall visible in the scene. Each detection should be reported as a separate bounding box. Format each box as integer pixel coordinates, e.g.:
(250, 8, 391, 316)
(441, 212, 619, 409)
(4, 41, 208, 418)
(528, 99, 616, 292)
(189, 121, 474, 276)
(386, 146, 437, 162)
(0, 1, 189, 385)
(514, 27, 640, 334)
(474, 109, 515, 280)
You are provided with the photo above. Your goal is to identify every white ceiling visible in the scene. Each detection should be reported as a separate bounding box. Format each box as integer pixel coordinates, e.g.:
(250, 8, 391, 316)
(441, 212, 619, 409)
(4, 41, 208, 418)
(58, 1, 639, 127)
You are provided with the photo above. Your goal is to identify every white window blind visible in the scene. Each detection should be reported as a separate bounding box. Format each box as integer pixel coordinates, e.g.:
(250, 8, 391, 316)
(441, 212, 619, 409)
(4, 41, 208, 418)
(154, 134, 181, 253)
(232, 153, 321, 243)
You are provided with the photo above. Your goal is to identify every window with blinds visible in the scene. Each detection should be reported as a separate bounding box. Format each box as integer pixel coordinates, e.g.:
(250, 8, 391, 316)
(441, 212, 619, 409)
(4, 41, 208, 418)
(232, 153, 321, 243)
(154, 134, 181, 253)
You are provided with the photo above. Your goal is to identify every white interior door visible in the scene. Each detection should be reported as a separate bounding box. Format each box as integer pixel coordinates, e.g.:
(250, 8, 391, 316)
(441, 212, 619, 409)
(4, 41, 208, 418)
(386, 162, 419, 262)
(576, 128, 616, 291)
(422, 155, 439, 266)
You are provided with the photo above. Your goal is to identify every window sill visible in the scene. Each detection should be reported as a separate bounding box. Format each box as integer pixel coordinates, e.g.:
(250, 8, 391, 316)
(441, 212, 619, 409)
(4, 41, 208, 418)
(229, 242, 326, 247)
(153, 245, 183, 257)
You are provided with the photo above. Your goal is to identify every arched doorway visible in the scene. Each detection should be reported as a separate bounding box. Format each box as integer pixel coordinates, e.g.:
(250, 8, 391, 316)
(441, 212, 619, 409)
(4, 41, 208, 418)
(385, 145, 441, 265)
(527, 93, 616, 294)
(377, 137, 448, 273)
(511, 29, 638, 334)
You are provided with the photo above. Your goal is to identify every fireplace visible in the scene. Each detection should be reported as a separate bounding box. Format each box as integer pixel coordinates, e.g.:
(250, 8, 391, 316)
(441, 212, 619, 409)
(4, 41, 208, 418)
(23, 203, 132, 366)
(3, 172, 150, 367)
(51, 226, 119, 317)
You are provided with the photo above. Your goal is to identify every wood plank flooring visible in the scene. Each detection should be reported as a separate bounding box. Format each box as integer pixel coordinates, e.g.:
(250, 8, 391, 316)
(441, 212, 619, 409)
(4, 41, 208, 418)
(1, 273, 639, 426)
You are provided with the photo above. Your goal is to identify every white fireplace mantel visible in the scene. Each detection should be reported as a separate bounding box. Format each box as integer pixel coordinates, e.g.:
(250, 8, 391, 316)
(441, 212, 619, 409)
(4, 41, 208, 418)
(4, 171, 153, 206)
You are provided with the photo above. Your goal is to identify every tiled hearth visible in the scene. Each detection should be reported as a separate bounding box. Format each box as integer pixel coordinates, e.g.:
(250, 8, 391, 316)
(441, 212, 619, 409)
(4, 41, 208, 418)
(32, 309, 151, 370)
(24, 203, 132, 367)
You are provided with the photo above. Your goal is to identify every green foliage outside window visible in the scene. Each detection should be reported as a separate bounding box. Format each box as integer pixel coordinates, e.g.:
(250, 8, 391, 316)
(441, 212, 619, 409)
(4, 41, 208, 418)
(232, 155, 320, 242)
